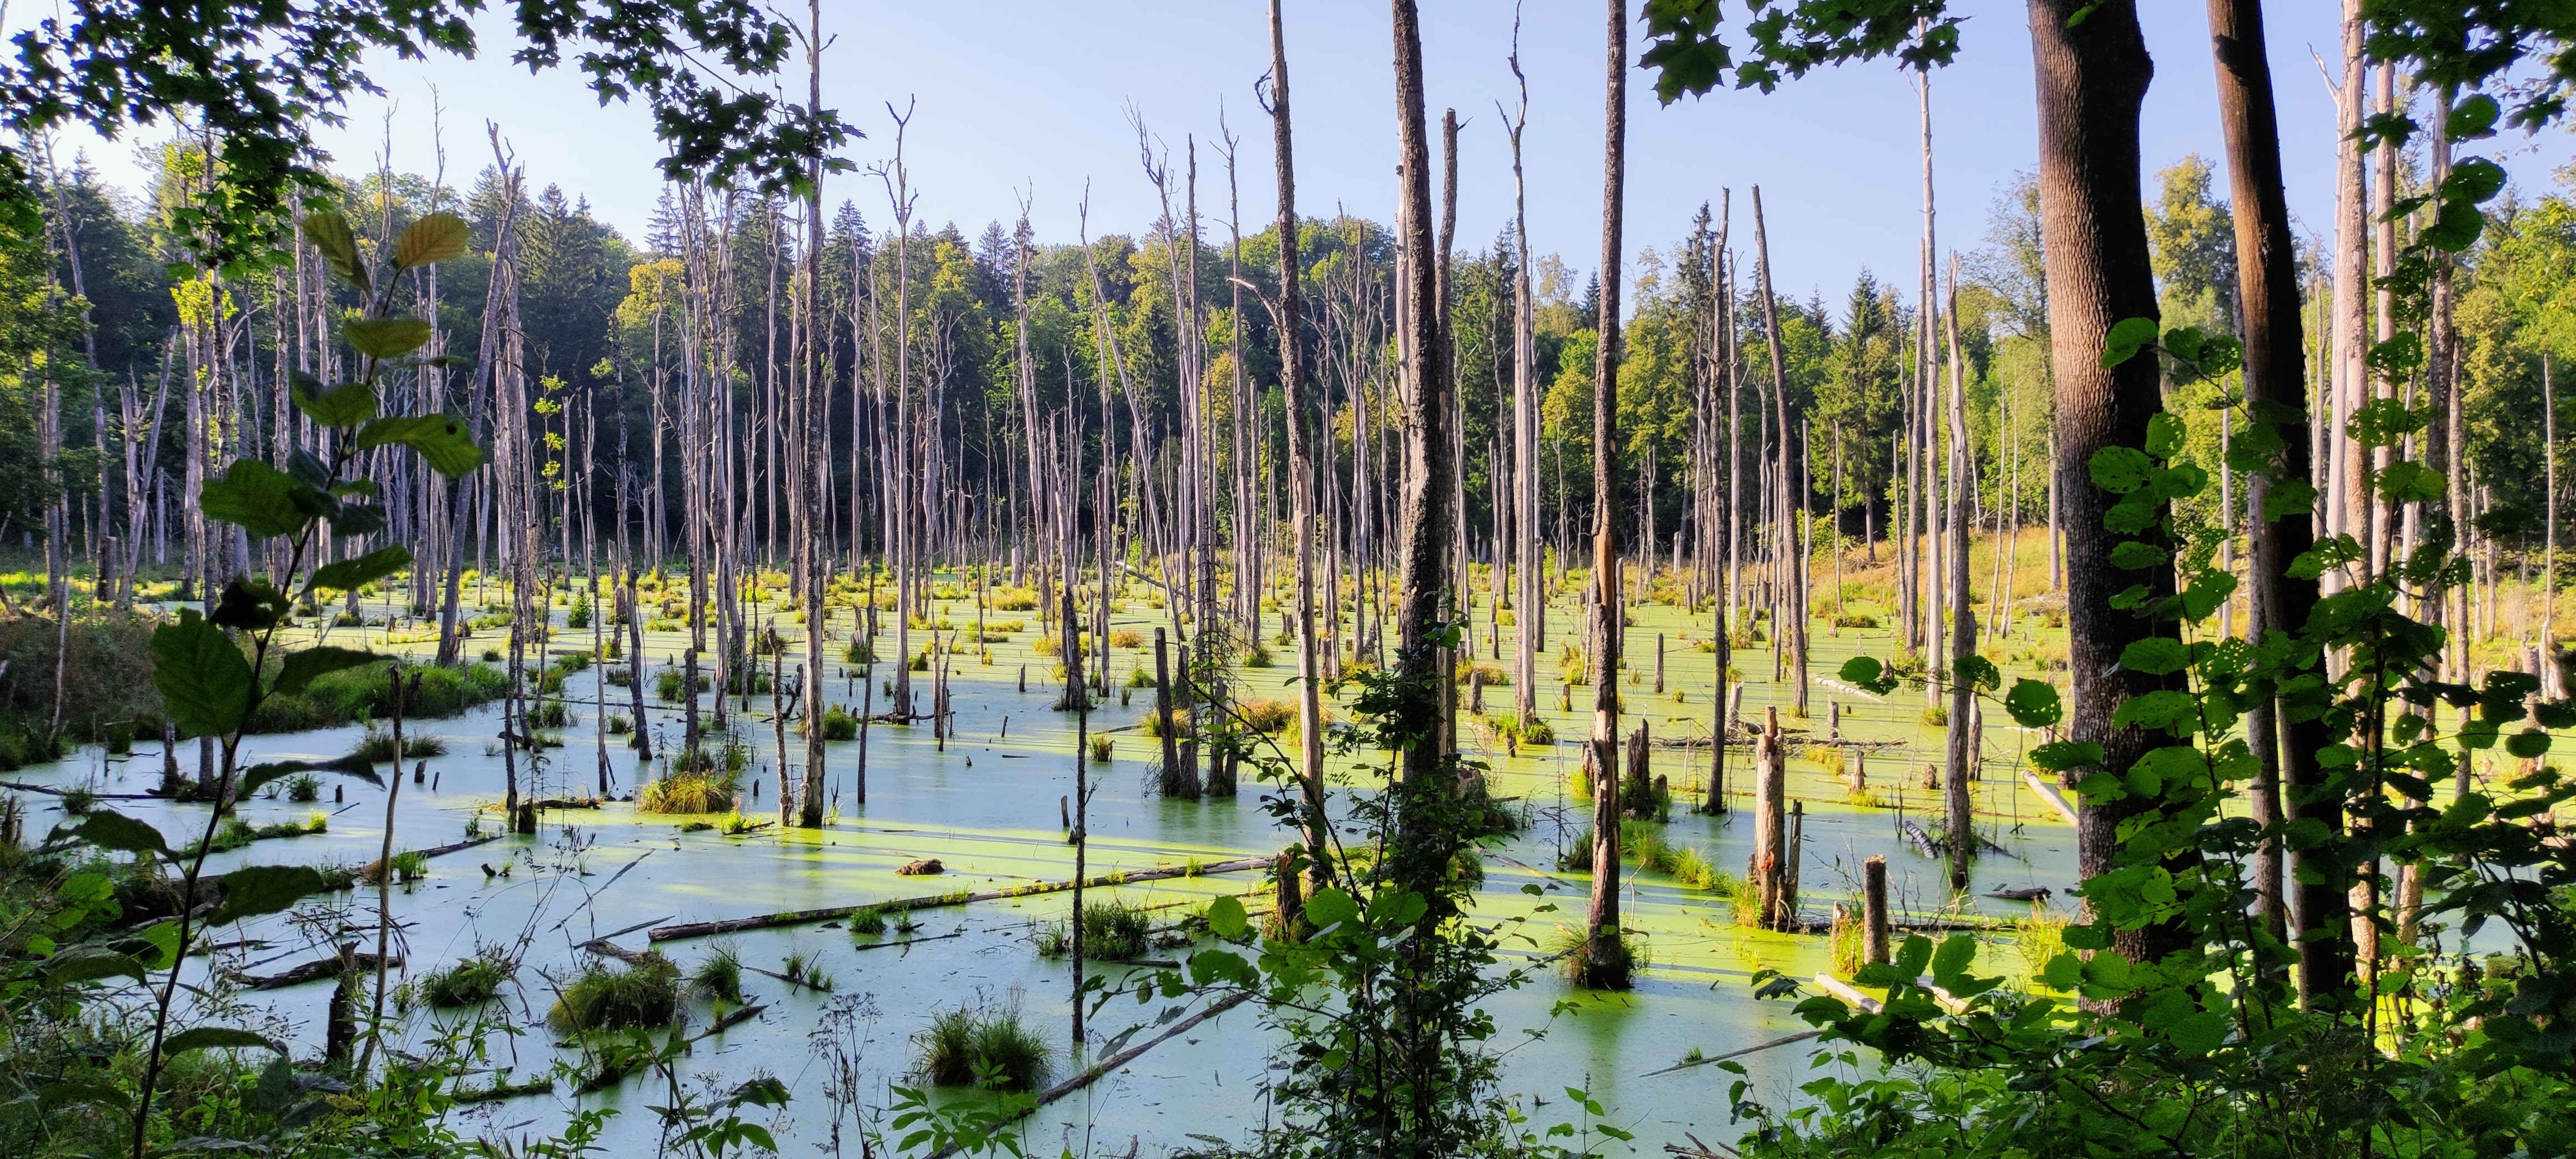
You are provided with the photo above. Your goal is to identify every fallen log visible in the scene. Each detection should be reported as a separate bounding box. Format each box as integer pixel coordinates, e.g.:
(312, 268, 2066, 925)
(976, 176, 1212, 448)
(648, 855, 1276, 942)
(575, 939, 670, 968)
(411, 834, 501, 860)
(0, 780, 157, 800)
(927, 990, 1257, 1159)
(1899, 819, 1942, 858)
(451, 1076, 556, 1104)
(2021, 770, 2080, 827)
(1641, 1029, 1826, 1077)
(242, 952, 400, 990)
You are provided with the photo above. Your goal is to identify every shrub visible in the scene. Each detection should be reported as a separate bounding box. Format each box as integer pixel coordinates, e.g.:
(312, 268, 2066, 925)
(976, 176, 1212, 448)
(815, 704, 860, 741)
(421, 954, 511, 1007)
(1088, 735, 1113, 763)
(1110, 628, 1143, 649)
(525, 699, 574, 729)
(549, 958, 681, 1032)
(917, 997, 1049, 1092)
(285, 772, 322, 803)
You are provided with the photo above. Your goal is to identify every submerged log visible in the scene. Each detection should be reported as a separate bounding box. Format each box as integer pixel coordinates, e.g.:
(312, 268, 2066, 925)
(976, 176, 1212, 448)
(242, 951, 400, 990)
(648, 854, 1277, 941)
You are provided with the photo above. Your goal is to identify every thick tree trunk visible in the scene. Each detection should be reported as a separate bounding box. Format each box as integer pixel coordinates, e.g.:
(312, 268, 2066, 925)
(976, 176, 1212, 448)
(1943, 263, 1976, 890)
(2027, 0, 2188, 966)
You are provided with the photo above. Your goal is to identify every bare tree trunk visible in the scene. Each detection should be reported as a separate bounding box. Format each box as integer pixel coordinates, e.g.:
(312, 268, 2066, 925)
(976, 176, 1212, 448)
(1750, 189, 1804, 716)
(1266, 0, 1332, 893)
(1581, 0, 1628, 984)
(1943, 260, 1976, 890)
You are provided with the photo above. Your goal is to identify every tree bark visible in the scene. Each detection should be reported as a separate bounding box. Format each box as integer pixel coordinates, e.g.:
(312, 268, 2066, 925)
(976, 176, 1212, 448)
(1266, 0, 1332, 894)
(2027, 0, 2188, 966)
(1581, 0, 1628, 980)
(2206, 0, 2344, 1001)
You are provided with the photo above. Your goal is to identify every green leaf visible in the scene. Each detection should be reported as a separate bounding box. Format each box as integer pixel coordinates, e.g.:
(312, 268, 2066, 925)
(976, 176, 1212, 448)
(37, 1079, 132, 1112)
(209, 575, 292, 631)
(2100, 316, 2159, 368)
(152, 610, 254, 737)
(2120, 637, 2191, 676)
(393, 211, 471, 268)
(303, 209, 364, 284)
(199, 460, 314, 538)
(2167, 1010, 2228, 1056)
(2264, 478, 2318, 521)
(344, 318, 433, 360)
(2443, 157, 2505, 204)
(1206, 895, 1249, 940)
(2113, 689, 2197, 732)
(1304, 887, 1360, 934)
(238, 753, 384, 797)
(2144, 412, 2185, 459)
(310, 545, 412, 593)
(42, 948, 149, 987)
(72, 810, 172, 859)
(357, 413, 487, 477)
(2041, 951, 2082, 991)
(274, 647, 380, 697)
(2423, 200, 2484, 252)
(292, 380, 379, 427)
(1930, 934, 1976, 986)
(1953, 654, 2000, 692)
(2089, 446, 2155, 494)
(1893, 934, 1934, 980)
(2504, 729, 2553, 758)
(2109, 540, 2167, 570)
(1837, 655, 1898, 695)
(2030, 740, 2104, 772)
(209, 865, 338, 925)
(162, 1026, 285, 1057)
(2448, 93, 2500, 140)
(2003, 679, 2061, 728)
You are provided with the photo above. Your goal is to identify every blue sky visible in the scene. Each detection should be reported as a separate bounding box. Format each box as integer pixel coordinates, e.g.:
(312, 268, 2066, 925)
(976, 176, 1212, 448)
(37, 1, 2576, 311)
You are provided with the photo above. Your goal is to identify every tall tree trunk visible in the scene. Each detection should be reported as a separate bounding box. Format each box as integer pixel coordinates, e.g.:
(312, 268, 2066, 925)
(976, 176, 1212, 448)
(2028, 0, 2189, 967)
(1266, 0, 1332, 893)
(1944, 261, 1977, 890)
(1581, 0, 1629, 985)
(2207, 0, 2346, 1003)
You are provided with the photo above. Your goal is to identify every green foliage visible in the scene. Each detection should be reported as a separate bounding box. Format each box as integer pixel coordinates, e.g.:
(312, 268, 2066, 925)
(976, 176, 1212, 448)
(1749, 329, 2576, 1159)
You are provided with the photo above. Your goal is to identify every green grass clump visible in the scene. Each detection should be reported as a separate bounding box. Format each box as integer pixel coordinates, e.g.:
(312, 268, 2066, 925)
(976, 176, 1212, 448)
(1556, 924, 1643, 990)
(421, 954, 511, 1007)
(351, 722, 447, 763)
(1037, 898, 1153, 962)
(638, 770, 737, 814)
(916, 999, 1050, 1092)
(284, 772, 321, 802)
(691, 943, 743, 1002)
(549, 958, 681, 1032)
(849, 905, 890, 937)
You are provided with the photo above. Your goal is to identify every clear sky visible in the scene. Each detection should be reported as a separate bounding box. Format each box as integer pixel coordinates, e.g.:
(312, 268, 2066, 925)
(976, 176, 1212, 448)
(34, 1, 2576, 313)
